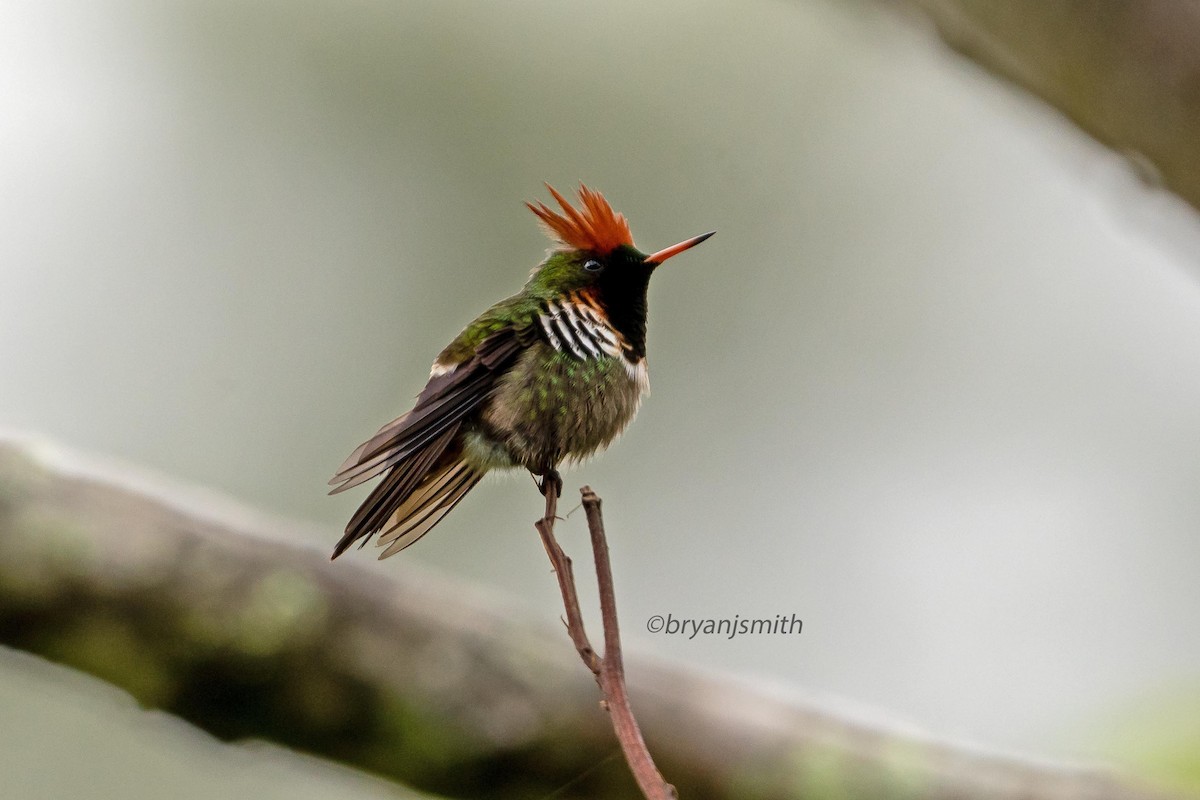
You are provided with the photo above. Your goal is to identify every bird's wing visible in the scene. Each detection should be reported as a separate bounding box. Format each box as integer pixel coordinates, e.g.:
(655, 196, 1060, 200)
(328, 329, 523, 494)
(328, 324, 532, 558)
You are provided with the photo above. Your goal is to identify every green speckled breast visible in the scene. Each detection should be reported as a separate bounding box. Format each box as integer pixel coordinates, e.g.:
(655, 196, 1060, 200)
(462, 343, 646, 473)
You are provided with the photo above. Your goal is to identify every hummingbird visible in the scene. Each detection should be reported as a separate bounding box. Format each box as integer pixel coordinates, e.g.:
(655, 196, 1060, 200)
(329, 184, 713, 559)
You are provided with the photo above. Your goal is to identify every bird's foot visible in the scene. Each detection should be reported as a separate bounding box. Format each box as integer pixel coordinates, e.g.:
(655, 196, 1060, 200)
(537, 469, 563, 499)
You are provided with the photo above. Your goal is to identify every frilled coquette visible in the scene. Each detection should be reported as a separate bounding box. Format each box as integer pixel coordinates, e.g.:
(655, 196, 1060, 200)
(330, 185, 713, 558)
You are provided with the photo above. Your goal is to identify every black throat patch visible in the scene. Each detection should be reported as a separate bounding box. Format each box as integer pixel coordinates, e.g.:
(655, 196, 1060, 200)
(596, 247, 653, 359)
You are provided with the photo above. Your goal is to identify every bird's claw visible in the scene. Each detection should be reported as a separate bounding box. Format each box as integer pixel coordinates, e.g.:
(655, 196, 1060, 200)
(538, 469, 563, 499)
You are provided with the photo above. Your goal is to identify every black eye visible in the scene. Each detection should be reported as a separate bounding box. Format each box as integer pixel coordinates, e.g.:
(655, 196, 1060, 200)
(584, 259, 603, 272)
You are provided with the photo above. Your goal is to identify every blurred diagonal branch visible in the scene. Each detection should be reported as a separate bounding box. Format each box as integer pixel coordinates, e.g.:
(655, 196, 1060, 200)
(0, 436, 1183, 800)
(905, 0, 1200, 213)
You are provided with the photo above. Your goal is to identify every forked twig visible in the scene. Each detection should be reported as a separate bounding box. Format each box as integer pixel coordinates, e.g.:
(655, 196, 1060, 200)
(535, 484, 676, 800)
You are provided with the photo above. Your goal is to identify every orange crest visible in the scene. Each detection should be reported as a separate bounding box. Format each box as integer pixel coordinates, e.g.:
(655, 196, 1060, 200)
(526, 184, 634, 254)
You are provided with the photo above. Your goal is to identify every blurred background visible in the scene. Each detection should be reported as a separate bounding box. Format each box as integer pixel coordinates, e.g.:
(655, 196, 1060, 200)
(3, 0, 1200, 797)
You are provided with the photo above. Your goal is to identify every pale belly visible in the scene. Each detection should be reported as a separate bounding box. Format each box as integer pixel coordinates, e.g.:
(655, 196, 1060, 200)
(462, 344, 648, 473)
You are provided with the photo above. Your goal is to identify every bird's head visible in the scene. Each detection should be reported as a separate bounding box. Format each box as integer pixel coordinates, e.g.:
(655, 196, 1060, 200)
(524, 184, 714, 303)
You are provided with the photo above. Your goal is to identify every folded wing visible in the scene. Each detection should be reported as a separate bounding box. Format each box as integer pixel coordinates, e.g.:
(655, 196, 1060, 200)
(328, 329, 524, 558)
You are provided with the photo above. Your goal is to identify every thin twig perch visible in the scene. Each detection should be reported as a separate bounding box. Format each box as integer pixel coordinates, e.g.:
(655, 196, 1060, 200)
(535, 483, 677, 800)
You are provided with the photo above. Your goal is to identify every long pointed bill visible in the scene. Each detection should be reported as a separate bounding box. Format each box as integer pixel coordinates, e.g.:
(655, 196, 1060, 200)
(643, 230, 715, 265)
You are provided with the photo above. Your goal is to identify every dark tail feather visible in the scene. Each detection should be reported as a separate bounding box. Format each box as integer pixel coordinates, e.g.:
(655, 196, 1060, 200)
(374, 459, 484, 559)
(331, 426, 460, 559)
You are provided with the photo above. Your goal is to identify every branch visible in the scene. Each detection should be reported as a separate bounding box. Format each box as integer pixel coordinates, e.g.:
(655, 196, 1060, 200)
(902, 0, 1200, 215)
(0, 435, 1184, 800)
(535, 482, 675, 799)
